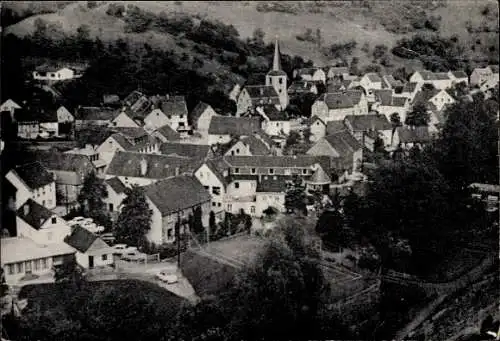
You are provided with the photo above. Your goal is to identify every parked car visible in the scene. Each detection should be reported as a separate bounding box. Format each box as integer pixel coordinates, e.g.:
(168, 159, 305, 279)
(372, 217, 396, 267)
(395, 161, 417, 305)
(156, 271, 178, 284)
(112, 244, 137, 256)
(122, 251, 146, 262)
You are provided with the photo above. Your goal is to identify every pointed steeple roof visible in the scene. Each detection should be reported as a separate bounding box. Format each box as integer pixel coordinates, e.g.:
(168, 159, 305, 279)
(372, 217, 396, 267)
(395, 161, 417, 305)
(307, 166, 331, 185)
(268, 37, 287, 77)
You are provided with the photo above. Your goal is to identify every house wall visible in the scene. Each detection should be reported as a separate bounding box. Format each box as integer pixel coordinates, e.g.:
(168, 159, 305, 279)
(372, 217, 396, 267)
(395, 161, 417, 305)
(144, 109, 170, 131)
(17, 122, 39, 139)
(309, 120, 326, 142)
(431, 79, 453, 90)
(470, 69, 493, 86)
(103, 186, 127, 221)
(266, 75, 289, 109)
(6, 172, 56, 209)
(374, 104, 409, 126)
(75, 239, 114, 269)
(33, 68, 75, 81)
(306, 139, 339, 158)
(256, 192, 285, 217)
(229, 84, 242, 102)
(146, 197, 164, 245)
(40, 122, 59, 136)
(226, 179, 257, 198)
(194, 164, 225, 217)
(196, 107, 219, 137)
(3, 256, 54, 285)
(97, 136, 126, 164)
(264, 120, 291, 136)
(57, 106, 74, 123)
(430, 91, 455, 111)
(16, 215, 71, 245)
(208, 134, 232, 146)
(360, 76, 382, 91)
(225, 200, 256, 216)
(380, 129, 394, 147)
(225, 141, 252, 156)
(111, 112, 140, 128)
(231, 166, 314, 177)
(236, 89, 252, 115)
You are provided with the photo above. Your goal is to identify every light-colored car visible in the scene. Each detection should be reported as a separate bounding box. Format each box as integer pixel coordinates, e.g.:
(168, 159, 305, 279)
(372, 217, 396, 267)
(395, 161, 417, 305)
(112, 244, 137, 256)
(122, 251, 146, 262)
(156, 271, 178, 284)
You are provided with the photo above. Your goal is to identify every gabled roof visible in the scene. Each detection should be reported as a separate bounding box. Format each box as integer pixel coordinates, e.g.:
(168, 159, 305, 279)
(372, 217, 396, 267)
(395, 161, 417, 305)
(373, 89, 394, 106)
(11, 162, 54, 190)
(75, 106, 118, 121)
(321, 90, 364, 109)
(112, 127, 148, 139)
(397, 126, 432, 144)
(208, 116, 261, 136)
(16, 199, 54, 230)
(154, 124, 181, 141)
(145, 176, 211, 216)
(203, 158, 230, 187)
(403, 82, 419, 93)
(223, 155, 330, 171)
(106, 151, 198, 179)
(418, 71, 437, 81)
(123, 90, 146, 107)
(22, 151, 95, 174)
(105, 177, 127, 194)
(307, 115, 325, 126)
(245, 85, 279, 99)
(326, 120, 347, 135)
(238, 135, 272, 155)
(64, 225, 100, 253)
(288, 80, 318, 93)
(160, 96, 188, 118)
(383, 75, 404, 88)
(489, 65, 499, 73)
(190, 102, 212, 124)
(364, 73, 382, 83)
(1, 237, 75, 265)
(260, 105, 288, 121)
(412, 88, 441, 106)
(109, 133, 158, 152)
(307, 166, 331, 185)
(1, 99, 21, 110)
(450, 70, 468, 79)
(345, 114, 392, 131)
(160, 142, 210, 159)
(434, 72, 450, 80)
(324, 130, 363, 156)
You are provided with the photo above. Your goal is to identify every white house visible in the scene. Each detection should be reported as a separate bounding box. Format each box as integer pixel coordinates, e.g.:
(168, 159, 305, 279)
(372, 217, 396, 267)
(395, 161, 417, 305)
(144, 176, 211, 245)
(409, 71, 453, 90)
(372, 89, 410, 124)
(311, 90, 368, 122)
(255, 177, 287, 217)
(359, 73, 383, 92)
(97, 128, 159, 164)
(6, 162, 57, 210)
(16, 199, 72, 245)
(397, 82, 422, 102)
(344, 114, 394, 148)
(326, 66, 350, 80)
(194, 159, 230, 220)
(0, 99, 21, 118)
(110, 110, 141, 128)
(308, 116, 327, 142)
(103, 177, 127, 221)
(412, 88, 456, 113)
(1, 236, 76, 285)
(208, 116, 262, 145)
(224, 175, 259, 216)
(427, 89, 456, 112)
(294, 67, 327, 84)
(447, 70, 469, 86)
(257, 105, 291, 136)
(33, 66, 75, 81)
(470, 66, 499, 87)
(64, 226, 114, 269)
(190, 102, 220, 142)
(144, 95, 190, 132)
(224, 134, 273, 156)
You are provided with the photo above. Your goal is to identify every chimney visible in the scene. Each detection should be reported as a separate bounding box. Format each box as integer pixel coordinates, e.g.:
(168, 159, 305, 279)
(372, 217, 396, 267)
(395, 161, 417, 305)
(175, 167, 180, 176)
(140, 158, 148, 176)
(23, 203, 30, 216)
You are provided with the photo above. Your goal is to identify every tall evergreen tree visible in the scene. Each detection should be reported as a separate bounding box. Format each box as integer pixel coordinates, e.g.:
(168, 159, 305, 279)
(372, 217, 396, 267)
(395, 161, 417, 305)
(115, 186, 153, 246)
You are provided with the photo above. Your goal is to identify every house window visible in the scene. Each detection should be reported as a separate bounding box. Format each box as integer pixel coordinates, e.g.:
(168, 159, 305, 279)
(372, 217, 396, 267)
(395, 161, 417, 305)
(285, 169, 291, 175)
(231, 150, 235, 155)
(227, 204, 232, 211)
(217, 202, 221, 207)
(204, 186, 209, 191)
(8, 264, 14, 275)
(251, 168, 256, 174)
(167, 229, 173, 239)
(269, 169, 274, 175)
(234, 182, 240, 189)
(43, 188, 46, 195)
(212, 202, 217, 207)
(41, 258, 48, 269)
(236, 148, 240, 154)
(17, 262, 24, 274)
(212, 187, 221, 195)
(234, 168, 240, 174)
(250, 206, 255, 214)
(109, 203, 114, 212)
(51, 217, 57, 224)
(302, 169, 308, 175)
(42, 200, 46, 207)
(34, 260, 40, 271)
(102, 254, 108, 261)
(279, 78, 283, 84)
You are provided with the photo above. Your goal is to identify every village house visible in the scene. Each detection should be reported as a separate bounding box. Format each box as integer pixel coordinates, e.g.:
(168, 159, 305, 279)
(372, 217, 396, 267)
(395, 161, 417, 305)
(110, 109, 141, 128)
(16, 199, 72, 245)
(103, 177, 127, 221)
(255, 177, 288, 216)
(372, 89, 410, 124)
(344, 114, 395, 148)
(327, 78, 350, 93)
(189, 102, 220, 141)
(228, 78, 246, 102)
(395, 126, 432, 150)
(144, 176, 211, 245)
(105, 151, 196, 187)
(64, 226, 114, 269)
(0, 99, 22, 119)
(470, 65, 499, 87)
(293, 67, 327, 84)
(6, 162, 57, 210)
(160, 142, 211, 159)
(447, 70, 469, 86)
(22, 151, 96, 210)
(479, 78, 499, 98)
(151, 124, 181, 143)
(382, 75, 405, 92)
(397, 82, 422, 102)
(326, 66, 350, 80)
(359, 73, 384, 93)
(311, 90, 368, 122)
(287, 80, 319, 96)
(194, 158, 230, 220)
(32, 62, 87, 81)
(236, 85, 281, 115)
(256, 105, 291, 136)
(223, 134, 273, 156)
(1, 236, 76, 285)
(412, 88, 456, 112)
(64, 145, 108, 177)
(144, 95, 191, 134)
(306, 130, 363, 180)
(74, 106, 119, 128)
(409, 71, 453, 90)
(308, 116, 327, 142)
(224, 174, 259, 216)
(97, 127, 160, 164)
(208, 116, 262, 145)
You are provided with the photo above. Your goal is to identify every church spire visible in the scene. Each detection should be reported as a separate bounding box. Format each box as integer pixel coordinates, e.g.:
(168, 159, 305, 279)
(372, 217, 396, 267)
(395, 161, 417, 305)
(272, 36, 282, 71)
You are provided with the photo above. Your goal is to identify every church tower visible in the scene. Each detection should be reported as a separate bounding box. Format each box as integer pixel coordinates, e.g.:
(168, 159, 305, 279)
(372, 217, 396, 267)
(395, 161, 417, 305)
(266, 38, 289, 110)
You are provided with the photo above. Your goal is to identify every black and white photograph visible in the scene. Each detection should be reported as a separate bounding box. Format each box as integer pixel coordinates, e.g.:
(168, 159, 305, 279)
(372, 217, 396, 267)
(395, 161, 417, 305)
(0, 1, 499, 340)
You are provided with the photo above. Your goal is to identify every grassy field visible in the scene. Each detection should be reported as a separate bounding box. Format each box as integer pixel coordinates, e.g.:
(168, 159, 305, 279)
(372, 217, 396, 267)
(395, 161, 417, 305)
(205, 234, 266, 266)
(4, 0, 498, 69)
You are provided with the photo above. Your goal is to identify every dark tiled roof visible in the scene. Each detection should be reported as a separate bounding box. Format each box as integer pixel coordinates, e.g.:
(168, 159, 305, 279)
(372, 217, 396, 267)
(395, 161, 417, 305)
(160, 96, 188, 118)
(190, 102, 211, 125)
(261, 105, 288, 121)
(12, 162, 53, 189)
(246, 73, 267, 86)
(396, 126, 432, 143)
(373, 89, 394, 106)
(105, 177, 127, 194)
(451, 71, 468, 79)
(403, 82, 419, 93)
(238, 135, 271, 155)
(326, 120, 347, 135)
(16, 199, 53, 230)
(345, 114, 392, 131)
(154, 124, 181, 141)
(64, 225, 99, 253)
(383, 75, 403, 87)
(324, 130, 362, 156)
(123, 90, 146, 107)
(322, 90, 364, 109)
(256, 178, 288, 193)
(412, 88, 441, 106)
(144, 176, 211, 216)
(245, 85, 279, 99)
(160, 142, 210, 159)
(208, 116, 261, 136)
(365, 73, 382, 82)
(419, 71, 437, 81)
(223, 155, 330, 171)
(75, 106, 118, 121)
(392, 97, 408, 107)
(288, 80, 317, 93)
(106, 152, 197, 179)
(434, 72, 450, 80)
(111, 127, 148, 139)
(22, 151, 95, 174)
(204, 158, 230, 187)
(306, 115, 325, 126)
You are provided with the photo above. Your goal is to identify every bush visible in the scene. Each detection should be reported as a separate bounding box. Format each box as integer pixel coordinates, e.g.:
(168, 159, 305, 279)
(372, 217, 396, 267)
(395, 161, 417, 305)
(106, 3, 125, 17)
(424, 15, 441, 32)
(87, 1, 97, 9)
(123, 5, 154, 33)
(256, 2, 299, 14)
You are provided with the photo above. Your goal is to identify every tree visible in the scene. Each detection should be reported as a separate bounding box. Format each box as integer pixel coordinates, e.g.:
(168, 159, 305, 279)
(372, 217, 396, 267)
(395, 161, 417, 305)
(373, 135, 385, 154)
(209, 211, 216, 237)
(372, 44, 388, 60)
(285, 177, 307, 215)
(115, 186, 153, 247)
(77, 172, 111, 227)
(252, 27, 265, 45)
(303, 126, 312, 142)
(192, 205, 204, 235)
(405, 102, 430, 126)
(390, 112, 402, 128)
(53, 256, 85, 288)
(285, 130, 301, 147)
